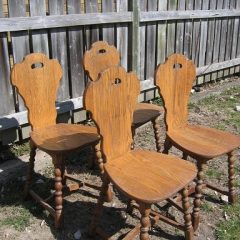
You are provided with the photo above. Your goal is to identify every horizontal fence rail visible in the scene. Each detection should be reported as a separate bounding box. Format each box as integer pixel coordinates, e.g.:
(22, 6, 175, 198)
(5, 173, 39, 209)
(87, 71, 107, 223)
(0, 0, 240, 144)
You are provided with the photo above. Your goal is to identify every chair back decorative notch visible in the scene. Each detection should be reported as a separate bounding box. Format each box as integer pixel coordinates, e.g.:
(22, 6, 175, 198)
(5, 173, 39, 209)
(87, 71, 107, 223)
(155, 54, 196, 131)
(84, 66, 140, 160)
(83, 41, 120, 81)
(11, 53, 62, 130)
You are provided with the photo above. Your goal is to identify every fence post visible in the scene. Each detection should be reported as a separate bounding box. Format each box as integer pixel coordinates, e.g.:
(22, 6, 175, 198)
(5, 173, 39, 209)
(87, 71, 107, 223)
(132, 0, 140, 78)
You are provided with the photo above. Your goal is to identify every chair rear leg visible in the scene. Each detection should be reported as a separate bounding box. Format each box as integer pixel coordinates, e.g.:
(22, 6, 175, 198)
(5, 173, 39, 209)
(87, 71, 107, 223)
(151, 116, 161, 152)
(228, 151, 236, 204)
(162, 136, 172, 154)
(182, 187, 194, 240)
(192, 160, 205, 232)
(24, 142, 36, 198)
(182, 152, 188, 160)
(95, 143, 113, 202)
(139, 203, 151, 240)
(53, 155, 63, 229)
(89, 177, 111, 235)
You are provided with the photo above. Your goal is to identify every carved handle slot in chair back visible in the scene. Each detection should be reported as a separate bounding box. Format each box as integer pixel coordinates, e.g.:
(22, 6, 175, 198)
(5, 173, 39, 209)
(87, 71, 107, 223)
(155, 54, 196, 131)
(11, 53, 63, 130)
(83, 41, 120, 81)
(84, 66, 140, 160)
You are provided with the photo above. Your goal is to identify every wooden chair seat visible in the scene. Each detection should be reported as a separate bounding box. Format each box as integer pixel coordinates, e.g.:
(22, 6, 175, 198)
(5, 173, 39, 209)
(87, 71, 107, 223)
(105, 150, 196, 203)
(168, 125, 240, 159)
(30, 123, 99, 153)
(133, 103, 163, 127)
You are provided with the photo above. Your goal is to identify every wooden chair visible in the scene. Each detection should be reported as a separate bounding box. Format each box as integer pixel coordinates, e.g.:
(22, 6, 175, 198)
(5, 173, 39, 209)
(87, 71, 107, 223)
(11, 53, 101, 228)
(83, 41, 164, 152)
(155, 54, 240, 231)
(84, 66, 197, 240)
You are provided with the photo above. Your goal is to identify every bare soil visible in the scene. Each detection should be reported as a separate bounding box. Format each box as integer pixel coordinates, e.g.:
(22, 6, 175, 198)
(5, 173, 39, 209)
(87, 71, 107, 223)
(0, 77, 239, 240)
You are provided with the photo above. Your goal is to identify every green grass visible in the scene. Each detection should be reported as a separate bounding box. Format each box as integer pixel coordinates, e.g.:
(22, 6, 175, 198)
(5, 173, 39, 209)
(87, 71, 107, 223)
(205, 169, 223, 180)
(10, 142, 30, 157)
(202, 202, 213, 212)
(216, 199, 240, 240)
(0, 207, 32, 231)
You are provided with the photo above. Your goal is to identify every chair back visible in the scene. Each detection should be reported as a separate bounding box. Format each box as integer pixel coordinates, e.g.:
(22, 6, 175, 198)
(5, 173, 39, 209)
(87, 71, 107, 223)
(84, 66, 140, 160)
(155, 54, 196, 131)
(83, 41, 120, 81)
(11, 53, 62, 130)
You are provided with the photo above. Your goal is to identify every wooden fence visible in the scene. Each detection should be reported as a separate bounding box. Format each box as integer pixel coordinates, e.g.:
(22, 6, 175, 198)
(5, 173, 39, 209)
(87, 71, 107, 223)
(0, 0, 240, 144)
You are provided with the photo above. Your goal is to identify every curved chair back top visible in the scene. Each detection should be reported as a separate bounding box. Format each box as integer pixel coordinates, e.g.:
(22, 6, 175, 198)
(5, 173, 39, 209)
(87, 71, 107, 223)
(11, 53, 62, 130)
(83, 41, 120, 81)
(155, 54, 196, 131)
(84, 66, 140, 160)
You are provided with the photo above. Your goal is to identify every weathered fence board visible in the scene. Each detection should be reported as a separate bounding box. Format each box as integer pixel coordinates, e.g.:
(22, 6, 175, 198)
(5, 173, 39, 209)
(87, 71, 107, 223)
(0, 0, 14, 116)
(157, 0, 167, 64)
(30, 0, 49, 55)
(9, 0, 30, 112)
(49, 0, 70, 101)
(67, 0, 85, 98)
(102, 0, 115, 45)
(116, 0, 128, 70)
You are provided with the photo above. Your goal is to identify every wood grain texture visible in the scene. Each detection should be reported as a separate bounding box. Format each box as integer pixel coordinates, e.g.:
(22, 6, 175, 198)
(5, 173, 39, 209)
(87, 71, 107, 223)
(84, 66, 140, 160)
(105, 149, 197, 203)
(155, 53, 240, 160)
(155, 54, 196, 131)
(30, 123, 99, 153)
(83, 41, 120, 81)
(11, 53, 62, 130)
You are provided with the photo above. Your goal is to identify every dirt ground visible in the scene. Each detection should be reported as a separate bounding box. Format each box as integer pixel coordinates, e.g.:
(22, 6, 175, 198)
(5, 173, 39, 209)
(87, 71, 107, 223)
(0, 76, 239, 240)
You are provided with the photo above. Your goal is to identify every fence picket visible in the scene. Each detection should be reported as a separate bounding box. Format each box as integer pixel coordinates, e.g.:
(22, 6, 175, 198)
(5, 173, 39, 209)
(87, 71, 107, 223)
(176, 0, 185, 54)
(0, 0, 14, 116)
(49, 0, 69, 101)
(29, 0, 49, 55)
(67, 0, 85, 98)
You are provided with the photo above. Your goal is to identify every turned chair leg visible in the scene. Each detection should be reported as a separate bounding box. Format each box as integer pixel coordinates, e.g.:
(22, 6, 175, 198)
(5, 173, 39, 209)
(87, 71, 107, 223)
(228, 151, 236, 204)
(139, 203, 151, 240)
(182, 152, 188, 160)
(182, 187, 194, 240)
(95, 143, 113, 202)
(162, 136, 172, 154)
(131, 126, 136, 150)
(53, 155, 63, 229)
(89, 177, 111, 235)
(24, 142, 36, 198)
(192, 160, 205, 232)
(151, 116, 161, 152)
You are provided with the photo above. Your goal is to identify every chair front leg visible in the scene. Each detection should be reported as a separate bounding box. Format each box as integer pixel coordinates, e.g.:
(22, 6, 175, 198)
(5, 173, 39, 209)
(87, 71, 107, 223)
(151, 116, 161, 152)
(182, 187, 194, 240)
(228, 151, 236, 204)
(95, 143, 113, 202)
(139, 202, 151, 240)
(24, 140, 36, 198)
(162, 136, 172, 154)
(89, 176, 111, 235)
(192, 160, 205, 232)
(52, 154, 63, 229)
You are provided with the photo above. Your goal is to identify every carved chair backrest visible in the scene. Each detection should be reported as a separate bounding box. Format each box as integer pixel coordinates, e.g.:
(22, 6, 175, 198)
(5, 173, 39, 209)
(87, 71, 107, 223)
(155, 54, 196, 131)
(84, 66, 140, 160)
(83, 41, 120, 81)
(11, 53, 63, 131)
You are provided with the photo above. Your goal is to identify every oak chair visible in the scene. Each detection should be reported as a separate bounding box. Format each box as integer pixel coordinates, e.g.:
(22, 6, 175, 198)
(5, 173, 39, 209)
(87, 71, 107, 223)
(84, 65, 197, 240)
(11, 53, 101, 228)
(155, 54, 240, 231)
(83, 41, 164, 152)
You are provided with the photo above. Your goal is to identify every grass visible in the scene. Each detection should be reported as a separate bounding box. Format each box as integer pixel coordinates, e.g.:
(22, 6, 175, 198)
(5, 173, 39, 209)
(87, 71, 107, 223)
(215, 199, 240, 240)
(0, 207, 32, 231)
(202, 202, 213, 212)
(205, 169, 223, 180)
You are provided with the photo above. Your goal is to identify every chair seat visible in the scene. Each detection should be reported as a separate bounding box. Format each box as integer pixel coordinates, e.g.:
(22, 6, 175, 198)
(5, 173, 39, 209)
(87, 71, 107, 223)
(133, 103, 163, 127)
(30, 123, 99, 153)
(168, 125, 240, 159)
(104, 149, 197, 203)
